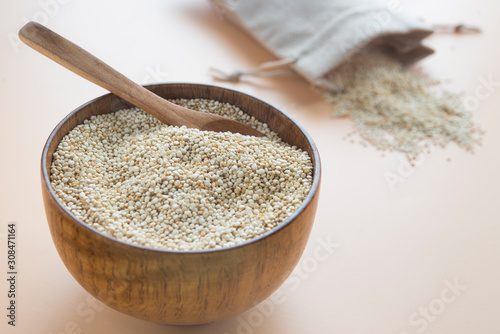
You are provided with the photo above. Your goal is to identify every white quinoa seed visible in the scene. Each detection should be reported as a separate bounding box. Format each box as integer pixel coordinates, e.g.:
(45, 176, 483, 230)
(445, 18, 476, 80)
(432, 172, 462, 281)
(50, 99, 313, 251)
(319, 52, 484, 160)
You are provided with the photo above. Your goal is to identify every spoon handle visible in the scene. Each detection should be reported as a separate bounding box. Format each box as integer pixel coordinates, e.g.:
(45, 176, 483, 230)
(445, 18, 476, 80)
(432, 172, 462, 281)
(19, 22, 208, 128)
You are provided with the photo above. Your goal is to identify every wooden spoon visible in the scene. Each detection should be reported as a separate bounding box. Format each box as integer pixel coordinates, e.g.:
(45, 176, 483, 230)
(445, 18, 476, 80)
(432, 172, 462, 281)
(19, 22, 263, 137)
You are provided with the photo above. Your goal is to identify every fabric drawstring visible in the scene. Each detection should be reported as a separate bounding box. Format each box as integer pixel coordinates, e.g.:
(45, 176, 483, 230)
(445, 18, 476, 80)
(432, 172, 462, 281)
(209, 57, 296, 81)
(433, 23, 481, 34)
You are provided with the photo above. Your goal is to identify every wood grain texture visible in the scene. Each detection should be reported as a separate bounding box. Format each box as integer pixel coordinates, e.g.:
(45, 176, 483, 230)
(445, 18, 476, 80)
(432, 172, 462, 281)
(19, 22, 262, 137)
(41, 83, 321, 325)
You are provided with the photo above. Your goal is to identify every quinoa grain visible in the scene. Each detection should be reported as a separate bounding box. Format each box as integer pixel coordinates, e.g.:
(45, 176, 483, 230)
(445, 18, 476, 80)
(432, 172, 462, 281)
(50, 99, 313, 250)
(320, 52, 484, 160)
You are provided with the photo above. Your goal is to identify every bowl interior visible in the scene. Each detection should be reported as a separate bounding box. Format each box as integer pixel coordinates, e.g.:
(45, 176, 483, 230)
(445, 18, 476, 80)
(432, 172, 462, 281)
(42, 83, 321, 252)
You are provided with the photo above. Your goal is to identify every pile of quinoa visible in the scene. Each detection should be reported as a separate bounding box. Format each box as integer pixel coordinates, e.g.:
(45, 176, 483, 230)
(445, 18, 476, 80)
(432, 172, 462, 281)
(50, 99, 313, 250)
(320, 52, 483, 160)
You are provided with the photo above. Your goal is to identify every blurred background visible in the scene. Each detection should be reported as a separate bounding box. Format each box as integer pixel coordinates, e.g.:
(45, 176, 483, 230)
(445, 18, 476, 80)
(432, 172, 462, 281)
(1, 0, 499, 333)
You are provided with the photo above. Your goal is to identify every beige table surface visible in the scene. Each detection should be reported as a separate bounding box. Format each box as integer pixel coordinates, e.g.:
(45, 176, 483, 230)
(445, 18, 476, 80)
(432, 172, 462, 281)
(1, 0, 499, 333)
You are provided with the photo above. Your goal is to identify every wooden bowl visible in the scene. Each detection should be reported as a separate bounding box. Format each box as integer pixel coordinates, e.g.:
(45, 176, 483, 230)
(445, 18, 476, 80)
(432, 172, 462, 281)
(41, 83, 321, 325)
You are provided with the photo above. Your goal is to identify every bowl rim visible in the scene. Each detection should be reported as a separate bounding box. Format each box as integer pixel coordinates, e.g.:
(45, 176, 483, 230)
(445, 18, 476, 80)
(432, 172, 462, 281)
(41, 82, 321, 254)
